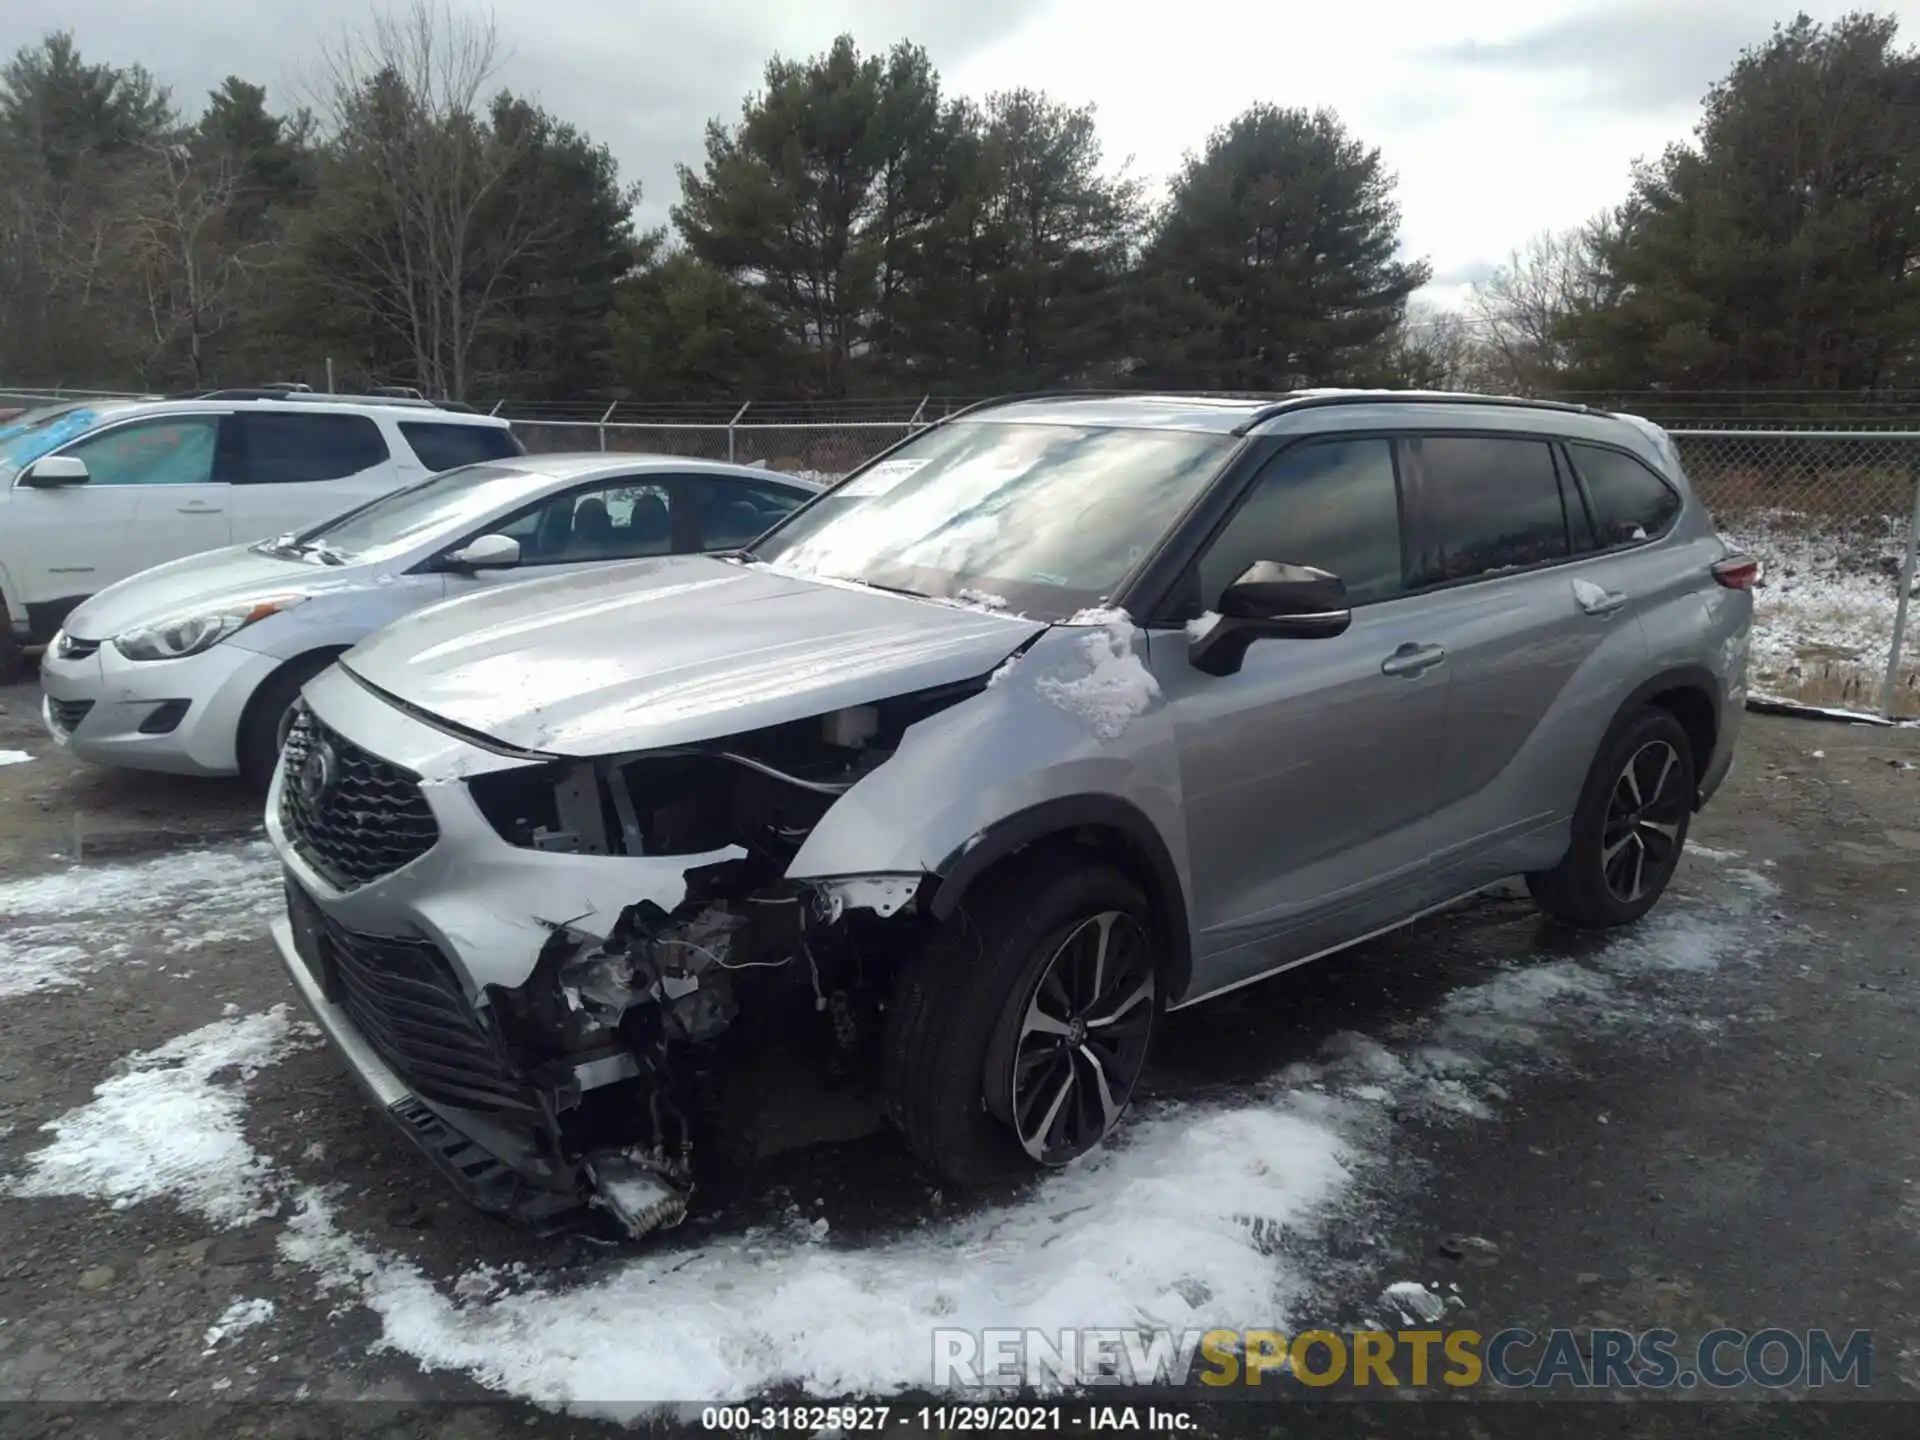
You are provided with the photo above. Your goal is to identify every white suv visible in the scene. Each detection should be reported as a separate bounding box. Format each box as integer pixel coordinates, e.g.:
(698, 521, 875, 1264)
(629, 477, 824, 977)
(0, 392, 521, 677)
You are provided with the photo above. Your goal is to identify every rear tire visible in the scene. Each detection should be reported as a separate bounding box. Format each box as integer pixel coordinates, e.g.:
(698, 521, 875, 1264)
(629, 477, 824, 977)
(0, 599, 26, 684)
(881, 853, 1160, 1189)
(1527, 706, 1695, 928)
(237, 652, 340, 793)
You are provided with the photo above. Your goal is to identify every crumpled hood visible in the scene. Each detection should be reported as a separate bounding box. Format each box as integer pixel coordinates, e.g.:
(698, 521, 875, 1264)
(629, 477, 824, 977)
(63, 544, 368, 641)
(340, 555, 1047, 756)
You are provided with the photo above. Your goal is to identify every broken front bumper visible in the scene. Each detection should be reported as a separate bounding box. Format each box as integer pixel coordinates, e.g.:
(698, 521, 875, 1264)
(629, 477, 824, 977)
(270, 876, 587, 1225)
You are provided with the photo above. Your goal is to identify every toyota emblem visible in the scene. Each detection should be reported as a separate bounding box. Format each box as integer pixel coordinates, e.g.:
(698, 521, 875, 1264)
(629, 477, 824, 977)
(300, 740, 337, 802)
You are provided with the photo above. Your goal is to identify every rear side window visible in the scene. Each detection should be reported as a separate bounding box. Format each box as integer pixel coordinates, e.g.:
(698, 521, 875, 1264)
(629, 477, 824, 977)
(1406, 436, 1569, 585)
(1566, 442, 1681, 547)
(691, 478, 811, 550)
(1198, 438, 1404, 608)
(236, 413, 388, 484)
(400, 422, 522, 472)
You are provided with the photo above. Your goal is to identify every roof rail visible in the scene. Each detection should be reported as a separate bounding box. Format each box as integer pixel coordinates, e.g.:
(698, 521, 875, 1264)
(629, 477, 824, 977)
(1229, 389, 1607, 435)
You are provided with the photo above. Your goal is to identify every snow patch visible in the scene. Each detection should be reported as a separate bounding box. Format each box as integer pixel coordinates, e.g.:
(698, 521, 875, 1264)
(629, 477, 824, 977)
(1382, 1281, 1445, 1324)
(280, 1103, 1351, 1410)
(0, 749, 32, 766)
(1184, 611, 1221, 641)
(1034, 609, 1160, 741)
(0, 841, 282, 997)
(6, 1006, 311, 1227)
(204, 1297, 275, 1352)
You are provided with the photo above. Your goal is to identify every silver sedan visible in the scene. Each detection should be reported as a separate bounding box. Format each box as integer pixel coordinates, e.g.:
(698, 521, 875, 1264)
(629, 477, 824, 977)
(39, 453, 821, 787)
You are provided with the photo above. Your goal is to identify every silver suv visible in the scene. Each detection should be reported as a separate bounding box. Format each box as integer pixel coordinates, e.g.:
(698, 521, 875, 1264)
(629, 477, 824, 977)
(264, 391, 1756, 1236)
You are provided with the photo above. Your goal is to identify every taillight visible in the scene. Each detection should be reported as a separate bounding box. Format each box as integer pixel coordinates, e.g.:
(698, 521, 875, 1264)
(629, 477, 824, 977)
(1711, 554, 1760, 589)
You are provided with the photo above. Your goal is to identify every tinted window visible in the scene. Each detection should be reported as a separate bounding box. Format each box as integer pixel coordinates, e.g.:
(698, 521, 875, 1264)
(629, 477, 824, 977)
(1407, 436, 1568, 585)
(1198, 439, 1404, 609)
(61, 417, 220, 487)
(753, 421, 1235, 620)
(495, 480, 676, 565)
(400, 421, 522, 472)
(1567, 442, 1680, 547)
(237, 413, 388, 484)
(693, 478, 810, 549)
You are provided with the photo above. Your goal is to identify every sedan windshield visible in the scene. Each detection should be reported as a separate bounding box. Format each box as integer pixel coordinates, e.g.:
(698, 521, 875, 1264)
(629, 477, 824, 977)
(749, 422, 1237, 618)
(276, 463, 536, 564)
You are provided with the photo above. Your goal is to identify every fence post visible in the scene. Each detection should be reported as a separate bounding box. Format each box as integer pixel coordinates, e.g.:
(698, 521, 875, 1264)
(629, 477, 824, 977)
(909, 394, 928, 427)
(727, 402, 750, 464)
(1882, 460, 1920, 719)
(598, 401, 616, 453)
(488, 400, 503, 416)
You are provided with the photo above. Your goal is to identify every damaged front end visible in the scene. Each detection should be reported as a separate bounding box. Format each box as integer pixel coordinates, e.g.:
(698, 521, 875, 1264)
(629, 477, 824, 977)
(436, 680, 985, 1239)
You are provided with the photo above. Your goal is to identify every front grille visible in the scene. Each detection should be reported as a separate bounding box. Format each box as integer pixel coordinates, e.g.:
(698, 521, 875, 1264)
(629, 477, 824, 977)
(279, 707, 439, 889)
(288, 882, 534, 1115)
(48, 697, 94, 733)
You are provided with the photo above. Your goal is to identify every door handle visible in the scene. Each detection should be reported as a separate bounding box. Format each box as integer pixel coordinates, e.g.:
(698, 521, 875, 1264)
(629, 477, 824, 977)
(1381, 642, 1447, 677)
(176, 502, 222, 514)
(1580, 589, 1629, 616)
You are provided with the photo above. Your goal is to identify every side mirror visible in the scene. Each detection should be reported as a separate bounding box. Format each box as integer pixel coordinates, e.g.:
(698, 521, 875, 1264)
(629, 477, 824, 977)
(1188, 561, 1352, 677)
(21, 455, 89, 487)
(444, 533, 521, 571)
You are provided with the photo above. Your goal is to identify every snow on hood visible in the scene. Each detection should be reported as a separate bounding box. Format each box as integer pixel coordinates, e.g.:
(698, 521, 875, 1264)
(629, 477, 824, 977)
(339, 555, 1048, 757)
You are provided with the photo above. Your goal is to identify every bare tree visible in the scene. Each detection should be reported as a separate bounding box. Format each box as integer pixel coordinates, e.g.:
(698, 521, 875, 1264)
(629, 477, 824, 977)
(309, 0, 556, 400)
(119, 141, 278, 383)
(1467, 216, 1615, 393)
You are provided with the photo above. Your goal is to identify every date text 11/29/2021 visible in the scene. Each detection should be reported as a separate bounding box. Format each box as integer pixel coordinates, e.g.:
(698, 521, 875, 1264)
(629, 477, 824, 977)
(700, 1405, 1197, 1431)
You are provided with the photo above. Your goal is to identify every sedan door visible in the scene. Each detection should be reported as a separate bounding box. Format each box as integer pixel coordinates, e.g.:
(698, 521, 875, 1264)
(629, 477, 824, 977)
(1144, 437, 1452, 998)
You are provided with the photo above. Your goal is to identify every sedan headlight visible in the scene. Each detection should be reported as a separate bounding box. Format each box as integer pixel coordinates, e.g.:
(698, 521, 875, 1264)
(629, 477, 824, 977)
(112, 596, 309, 662)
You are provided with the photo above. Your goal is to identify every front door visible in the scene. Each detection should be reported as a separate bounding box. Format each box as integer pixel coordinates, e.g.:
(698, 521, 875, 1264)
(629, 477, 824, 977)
(14, 413, 232, 624)
(1145, 436, 1452, 999)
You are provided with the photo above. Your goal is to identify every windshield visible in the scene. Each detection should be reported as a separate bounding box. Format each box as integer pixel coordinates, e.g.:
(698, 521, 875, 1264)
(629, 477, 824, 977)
(0, 404, 127, 481)
(749, 421, 1237, 618)
(271, 462, 534, 564)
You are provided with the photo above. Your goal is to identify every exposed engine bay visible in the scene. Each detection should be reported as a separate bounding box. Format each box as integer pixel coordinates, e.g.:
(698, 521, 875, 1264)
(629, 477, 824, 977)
(462, 678, 990, 1239)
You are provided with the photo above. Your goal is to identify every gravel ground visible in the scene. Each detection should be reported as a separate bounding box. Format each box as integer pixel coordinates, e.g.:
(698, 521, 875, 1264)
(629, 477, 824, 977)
(0, 673, 1917, 1439)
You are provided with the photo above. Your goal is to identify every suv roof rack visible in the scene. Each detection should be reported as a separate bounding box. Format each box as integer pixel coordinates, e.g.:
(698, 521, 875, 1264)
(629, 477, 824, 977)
(167, 387, 451, 411)
(1227, 389, 1609, 435)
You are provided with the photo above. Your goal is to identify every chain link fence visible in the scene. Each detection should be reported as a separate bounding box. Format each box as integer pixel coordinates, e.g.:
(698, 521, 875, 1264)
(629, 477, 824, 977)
(1670, 431, 1920, 719)
(509, 418, 921, 476)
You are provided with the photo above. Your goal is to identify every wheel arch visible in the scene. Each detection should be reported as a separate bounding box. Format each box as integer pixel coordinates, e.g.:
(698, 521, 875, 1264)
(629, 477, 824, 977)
(236, 646, 350, 749)
(1612, 665, 1720, 808)
(926, 795, 1195, 1001)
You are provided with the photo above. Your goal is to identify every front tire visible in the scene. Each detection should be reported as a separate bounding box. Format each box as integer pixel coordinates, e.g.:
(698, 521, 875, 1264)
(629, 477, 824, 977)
(1527, 707, 1695, 928)
(236, 652, 341, 793)
(882, 854, 1160, 1188)
(0, 599, 26, 684)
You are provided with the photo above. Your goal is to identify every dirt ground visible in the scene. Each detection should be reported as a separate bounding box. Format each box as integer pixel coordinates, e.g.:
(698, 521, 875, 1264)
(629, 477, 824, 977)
(1, 671, 1918, 1438)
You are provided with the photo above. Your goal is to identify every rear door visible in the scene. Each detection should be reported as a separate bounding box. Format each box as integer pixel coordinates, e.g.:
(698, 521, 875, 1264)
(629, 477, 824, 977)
(228, 411, 397, 542)
(1396, 432, 1649, 888)
(17, 412, 234, 611)
(1145, 436, 1453, 994)
(672, 475, 815, 551)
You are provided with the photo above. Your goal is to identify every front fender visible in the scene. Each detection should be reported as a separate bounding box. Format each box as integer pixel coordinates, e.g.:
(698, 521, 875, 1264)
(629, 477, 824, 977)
(785, 625, 1194, 982)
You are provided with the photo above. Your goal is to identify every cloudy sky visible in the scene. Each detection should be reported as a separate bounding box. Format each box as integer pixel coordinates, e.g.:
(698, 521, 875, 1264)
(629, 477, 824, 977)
(16, 0, 1918, 307)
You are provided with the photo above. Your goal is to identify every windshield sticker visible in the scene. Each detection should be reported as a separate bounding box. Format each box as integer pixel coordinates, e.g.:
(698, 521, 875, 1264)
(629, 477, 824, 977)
(838, 457, 928, 498)
(0, 409, 99, 469)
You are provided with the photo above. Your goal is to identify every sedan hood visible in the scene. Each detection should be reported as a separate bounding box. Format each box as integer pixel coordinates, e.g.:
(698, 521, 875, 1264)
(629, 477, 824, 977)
(63, 544, 372, 641)
(340, 555, 1048, 756)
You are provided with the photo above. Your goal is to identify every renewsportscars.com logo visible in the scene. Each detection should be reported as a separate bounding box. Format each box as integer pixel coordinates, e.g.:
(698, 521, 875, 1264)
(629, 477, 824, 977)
(933, 1327, 1873, 1390)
